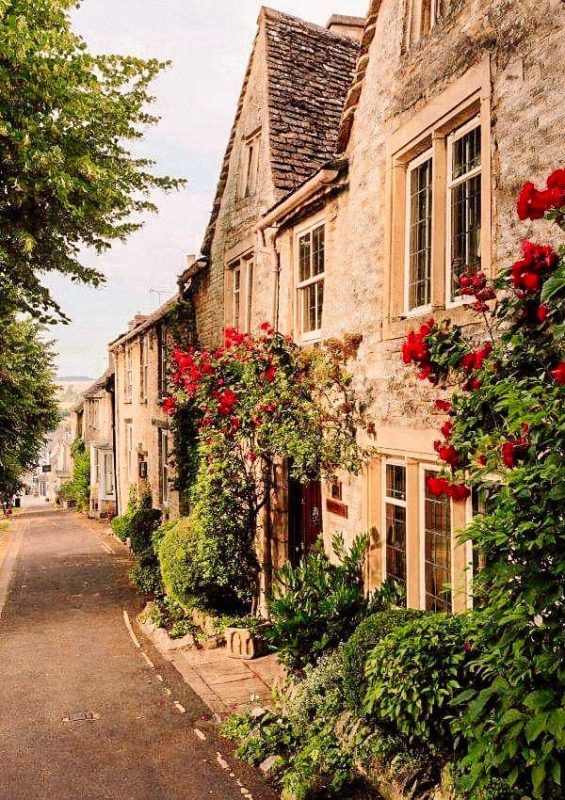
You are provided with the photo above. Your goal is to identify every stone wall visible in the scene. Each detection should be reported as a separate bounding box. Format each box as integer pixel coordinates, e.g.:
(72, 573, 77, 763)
(270, 0, 565, 608)
(112, 323, 179, 520)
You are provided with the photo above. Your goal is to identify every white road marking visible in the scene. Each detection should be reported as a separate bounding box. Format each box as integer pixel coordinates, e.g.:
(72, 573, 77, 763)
(141, 652, 155, 669)
(216, 753, 230, 771)
(194, 727, 206, 741)
(100, 542, 113, 555)
(174, 701, 186, 714)
(122, 610, 141, 649)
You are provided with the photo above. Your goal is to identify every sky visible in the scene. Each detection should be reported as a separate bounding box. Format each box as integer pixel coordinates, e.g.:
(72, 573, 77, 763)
(50, 0, 369, 378)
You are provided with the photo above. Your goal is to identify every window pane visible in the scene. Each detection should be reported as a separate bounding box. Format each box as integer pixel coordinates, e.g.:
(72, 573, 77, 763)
(424, 470, 452, 612)
(408, 158, 432, 310)
(386, 503, 407, 589)
(316, 280, 324, 330)
(452, 126, 481, 180)
(386, 464, 406, 501)
(299, 233, 311, 282)
(450, 173, 481, 300)
(246, 261, 254, 331)
(312, 225, 325, 276)
(233, 268, 241, 330)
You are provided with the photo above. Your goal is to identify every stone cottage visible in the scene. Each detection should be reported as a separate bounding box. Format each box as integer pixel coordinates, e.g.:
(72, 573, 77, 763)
(109, 299, 180, 519)
(255, 0, 565, 612)
(70, 368, 116, 518)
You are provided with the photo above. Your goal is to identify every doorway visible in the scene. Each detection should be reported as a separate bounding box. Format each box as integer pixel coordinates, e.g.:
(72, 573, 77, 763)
(288, 478, 323, 566)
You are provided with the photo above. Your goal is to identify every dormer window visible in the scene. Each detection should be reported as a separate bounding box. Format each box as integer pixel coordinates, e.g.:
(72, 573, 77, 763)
(240, 129, 261, 198)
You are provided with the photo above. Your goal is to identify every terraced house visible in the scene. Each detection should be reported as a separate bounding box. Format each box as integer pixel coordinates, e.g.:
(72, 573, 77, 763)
(110, 301, 180, 519)
(252, 0, 564, 611)
(108, 0, 564, 611)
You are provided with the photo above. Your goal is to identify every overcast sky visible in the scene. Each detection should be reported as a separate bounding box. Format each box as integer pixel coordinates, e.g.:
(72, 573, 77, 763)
(49, 0, 369, 378)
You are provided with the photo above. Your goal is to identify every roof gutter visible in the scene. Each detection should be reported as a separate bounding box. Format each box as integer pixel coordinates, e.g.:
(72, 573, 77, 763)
(258, 166, 340, 231)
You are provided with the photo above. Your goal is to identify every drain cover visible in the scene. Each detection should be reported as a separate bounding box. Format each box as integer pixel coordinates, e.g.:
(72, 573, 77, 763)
(62, 711, 99, 722)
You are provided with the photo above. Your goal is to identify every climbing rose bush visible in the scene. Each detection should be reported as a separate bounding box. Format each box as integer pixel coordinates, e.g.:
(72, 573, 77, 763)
(402, 169, 565, 799)
(163, 326, 366, 606)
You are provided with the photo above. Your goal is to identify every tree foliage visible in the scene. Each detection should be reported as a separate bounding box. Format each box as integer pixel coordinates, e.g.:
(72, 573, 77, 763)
(0, 0, 184, 321)
(60, 437, 89, 511)
(0, 316, 59, 496)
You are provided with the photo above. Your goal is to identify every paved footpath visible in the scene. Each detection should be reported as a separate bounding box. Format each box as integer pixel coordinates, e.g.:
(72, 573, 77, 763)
(0, 511, 277, 800)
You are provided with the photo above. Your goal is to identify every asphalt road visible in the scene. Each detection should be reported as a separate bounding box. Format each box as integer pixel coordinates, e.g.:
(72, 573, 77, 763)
(0, 511, 277, 800)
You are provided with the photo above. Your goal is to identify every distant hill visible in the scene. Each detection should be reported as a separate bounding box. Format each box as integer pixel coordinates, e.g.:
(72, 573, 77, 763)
(57, 376, 93, 382)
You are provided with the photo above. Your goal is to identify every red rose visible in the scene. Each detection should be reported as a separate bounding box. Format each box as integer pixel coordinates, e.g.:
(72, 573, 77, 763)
(463, 642, 473, 653)
(162, 396, 177, 416)
(440, 421, 453, 439)
(263, 364, 277, 382)
(536, 304, 550, 323)
(550, 361, 565, 385)
(426, 475, 452, 497)
(546, 168, 565, 210)
(260, 321, 274, 334)
(435, 398, 452, 413)
(217, 388, 238, 415)
(259, 402, 277, 413)
(448, 483, 471, 502)
(434, 440, 460, 468)
(477, 454, 487, 466)
(248, 451, 257, 463)
(517, 182, 551, 220)
(502, 441, 516, 468)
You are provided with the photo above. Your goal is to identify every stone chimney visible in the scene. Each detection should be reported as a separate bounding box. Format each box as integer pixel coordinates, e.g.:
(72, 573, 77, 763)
(127, 313, 148, 332)
(326, 14, 366, 42)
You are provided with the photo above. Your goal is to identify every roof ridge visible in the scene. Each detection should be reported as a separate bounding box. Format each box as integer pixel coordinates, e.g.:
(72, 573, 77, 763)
(261, 6, 362, 43)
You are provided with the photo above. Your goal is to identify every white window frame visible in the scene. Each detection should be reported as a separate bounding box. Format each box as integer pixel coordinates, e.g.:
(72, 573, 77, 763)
(404, 149, 434, 316)
(140, 335, 149, 402)
(91, 399, 99, 430)
(160, 428, 170, 506)
(125, 422, 133, 483)
(102, 451, 114, 498)
(445, 117, 482, 308)
(229, 254, 254, 332)
(296, 220, 325, 343)
(241, 130, 261, 198)
(418, 463, 454, 612)
(92, 446, 100, 485)
(381, 459, 408, 589)
(125, 346, 133, 402)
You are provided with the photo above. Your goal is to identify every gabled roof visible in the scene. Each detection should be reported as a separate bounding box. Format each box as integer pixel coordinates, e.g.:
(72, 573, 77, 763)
(201, 7, 361, 256)
(83, 366, 115, 399)
(264, 8, 361, 192)
(109, 294, 179, 349)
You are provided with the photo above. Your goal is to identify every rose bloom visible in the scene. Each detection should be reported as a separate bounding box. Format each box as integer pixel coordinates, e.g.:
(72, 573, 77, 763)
(550, 361, 565, 385)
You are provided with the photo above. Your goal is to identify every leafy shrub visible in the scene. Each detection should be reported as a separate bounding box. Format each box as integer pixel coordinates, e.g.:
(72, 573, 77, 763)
(127, 489, 161, 555)
(129, 557, 162, 595)
(342, 608, 424, 714)
(264, 532, 371, 670)
(364, 613, 478, 748)
(60, 438, 90, 511)
(157, 513, 253, 612)
(110, 484, 137, 541)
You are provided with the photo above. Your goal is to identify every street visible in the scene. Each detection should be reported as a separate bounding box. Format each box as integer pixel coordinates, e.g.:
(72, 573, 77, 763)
(0, 511, 277, 800)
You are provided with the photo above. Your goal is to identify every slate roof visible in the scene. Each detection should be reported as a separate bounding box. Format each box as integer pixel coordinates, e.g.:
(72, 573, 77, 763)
(264, 8, 361, 192)
(83, 365, 115, 399)
(201, 7, 361, 256)
(109, 294, 179, 349)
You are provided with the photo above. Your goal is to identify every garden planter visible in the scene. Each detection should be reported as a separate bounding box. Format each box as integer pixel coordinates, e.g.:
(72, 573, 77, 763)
(225, 623, 269, 660)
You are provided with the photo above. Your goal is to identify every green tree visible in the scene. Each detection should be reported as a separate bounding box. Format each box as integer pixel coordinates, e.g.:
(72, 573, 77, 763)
(0, 316, 59, 496)
(0, 0, 183, 322)
(59, 437, 90, 511)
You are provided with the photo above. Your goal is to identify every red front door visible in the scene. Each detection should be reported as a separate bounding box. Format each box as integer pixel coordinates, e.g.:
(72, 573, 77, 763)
(288, 479, 323, 566)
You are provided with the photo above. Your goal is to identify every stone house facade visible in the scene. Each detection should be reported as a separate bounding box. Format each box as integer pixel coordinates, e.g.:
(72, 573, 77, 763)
(255, 0, 565, 612)
(70, 369, 116, 518)
(176, 9, 364, 585)
(109, 300, 180, 519)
